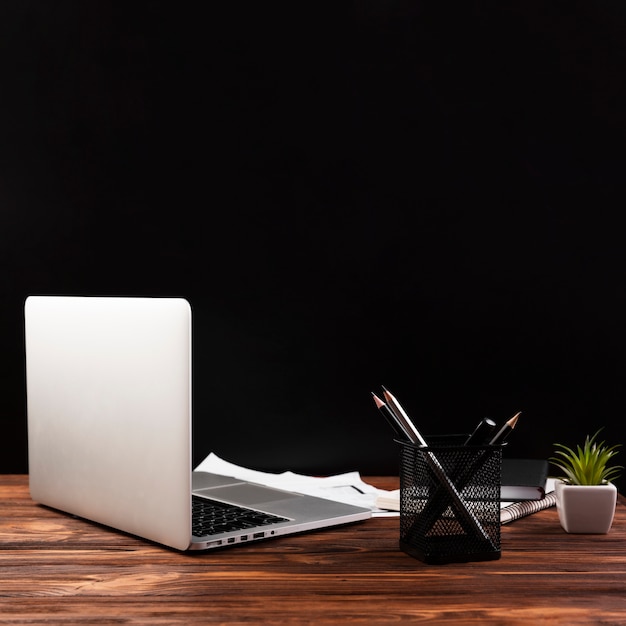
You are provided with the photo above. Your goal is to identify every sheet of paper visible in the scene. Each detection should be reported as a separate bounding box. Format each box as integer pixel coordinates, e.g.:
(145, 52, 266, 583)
(195, 452, 397, 516)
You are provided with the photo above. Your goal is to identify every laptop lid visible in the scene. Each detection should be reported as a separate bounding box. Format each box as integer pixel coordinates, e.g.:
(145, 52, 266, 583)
(25, 296, 193, 550)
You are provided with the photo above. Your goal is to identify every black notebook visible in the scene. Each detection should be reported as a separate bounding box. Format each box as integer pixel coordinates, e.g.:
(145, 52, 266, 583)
(501, 459, 549, 501)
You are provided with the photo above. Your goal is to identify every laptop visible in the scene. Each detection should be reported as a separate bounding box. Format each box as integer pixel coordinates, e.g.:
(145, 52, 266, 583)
(24, 295, 371, 551)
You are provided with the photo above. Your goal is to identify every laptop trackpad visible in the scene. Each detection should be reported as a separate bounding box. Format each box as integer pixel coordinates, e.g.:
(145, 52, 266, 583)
(196, 483, 302, 507)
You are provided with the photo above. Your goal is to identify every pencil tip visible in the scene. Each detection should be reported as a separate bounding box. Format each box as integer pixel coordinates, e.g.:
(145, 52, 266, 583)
(509, 411, 521, 427)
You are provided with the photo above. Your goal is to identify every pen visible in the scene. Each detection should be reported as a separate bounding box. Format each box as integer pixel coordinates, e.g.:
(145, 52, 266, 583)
(489, 412, 521, 445)
(372, 392, 410, 442)
(453, 412, 522, 494)
(464, 417, 497, 446)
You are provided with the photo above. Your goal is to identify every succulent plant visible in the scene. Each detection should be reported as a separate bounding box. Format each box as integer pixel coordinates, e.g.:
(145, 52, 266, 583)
(550, 429, 623, 486)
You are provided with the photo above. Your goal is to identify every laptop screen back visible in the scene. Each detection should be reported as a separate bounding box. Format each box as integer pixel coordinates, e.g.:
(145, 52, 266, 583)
(25, 296, 194, 550)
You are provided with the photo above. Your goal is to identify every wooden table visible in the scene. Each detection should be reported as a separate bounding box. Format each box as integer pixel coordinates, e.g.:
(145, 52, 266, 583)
(1, 475, 625, 624)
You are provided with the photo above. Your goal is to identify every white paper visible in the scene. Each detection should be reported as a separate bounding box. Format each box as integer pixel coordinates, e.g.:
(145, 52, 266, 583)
(195, 452, 397, 516)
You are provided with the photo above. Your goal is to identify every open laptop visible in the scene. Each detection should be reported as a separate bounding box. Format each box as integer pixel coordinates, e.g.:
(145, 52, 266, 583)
(24, 296, 371, 551)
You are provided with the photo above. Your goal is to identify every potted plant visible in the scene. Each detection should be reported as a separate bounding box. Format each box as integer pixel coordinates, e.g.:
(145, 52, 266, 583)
(550, 429, 623, 534)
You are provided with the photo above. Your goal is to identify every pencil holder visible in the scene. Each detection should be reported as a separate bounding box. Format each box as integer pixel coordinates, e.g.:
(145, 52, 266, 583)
(398, 436, 502, 564)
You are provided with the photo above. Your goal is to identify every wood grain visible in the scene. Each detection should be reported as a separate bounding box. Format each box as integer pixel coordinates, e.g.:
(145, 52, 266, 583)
(1, 475, 625, 624)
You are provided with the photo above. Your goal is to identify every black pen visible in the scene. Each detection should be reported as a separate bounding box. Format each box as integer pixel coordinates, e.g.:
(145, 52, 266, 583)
(489, 412, 521, 445)
(372, 392, 410, 442)
(464, 417, 497, 446)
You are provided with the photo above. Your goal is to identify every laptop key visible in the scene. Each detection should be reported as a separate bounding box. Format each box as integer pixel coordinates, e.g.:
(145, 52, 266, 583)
(192, 496, 289, 537)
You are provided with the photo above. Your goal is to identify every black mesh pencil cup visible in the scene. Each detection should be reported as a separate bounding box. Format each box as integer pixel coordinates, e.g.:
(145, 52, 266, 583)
(398, 436, 502, 564)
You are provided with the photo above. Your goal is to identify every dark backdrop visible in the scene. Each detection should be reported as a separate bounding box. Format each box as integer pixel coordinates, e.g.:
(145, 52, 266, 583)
(1, 2, 625, 491)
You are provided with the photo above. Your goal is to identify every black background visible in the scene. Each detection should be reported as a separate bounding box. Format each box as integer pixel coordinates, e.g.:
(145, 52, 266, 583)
(1, 2, 625, 491)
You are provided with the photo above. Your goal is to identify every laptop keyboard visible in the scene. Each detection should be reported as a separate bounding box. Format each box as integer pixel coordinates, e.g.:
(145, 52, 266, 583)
(192, 495, 289, 537)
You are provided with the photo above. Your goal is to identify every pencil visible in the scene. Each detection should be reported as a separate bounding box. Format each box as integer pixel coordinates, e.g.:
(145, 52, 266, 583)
(381, 386, 426, 446)
(489, 411, 521, 445)
(372, 392, 410, 441)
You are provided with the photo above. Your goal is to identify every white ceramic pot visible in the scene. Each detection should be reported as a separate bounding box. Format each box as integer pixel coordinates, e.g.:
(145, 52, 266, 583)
(555, 480, 617, 534)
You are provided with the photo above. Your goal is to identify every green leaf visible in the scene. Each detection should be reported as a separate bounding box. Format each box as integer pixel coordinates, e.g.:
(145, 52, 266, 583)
(549, 428, 623, 485)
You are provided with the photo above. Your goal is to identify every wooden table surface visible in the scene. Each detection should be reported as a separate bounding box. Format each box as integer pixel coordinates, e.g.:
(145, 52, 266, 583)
(1, 475, 625, 625)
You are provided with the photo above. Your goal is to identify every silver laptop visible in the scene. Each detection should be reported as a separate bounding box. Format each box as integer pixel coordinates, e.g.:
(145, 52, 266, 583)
(24, 296, 371, 551)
